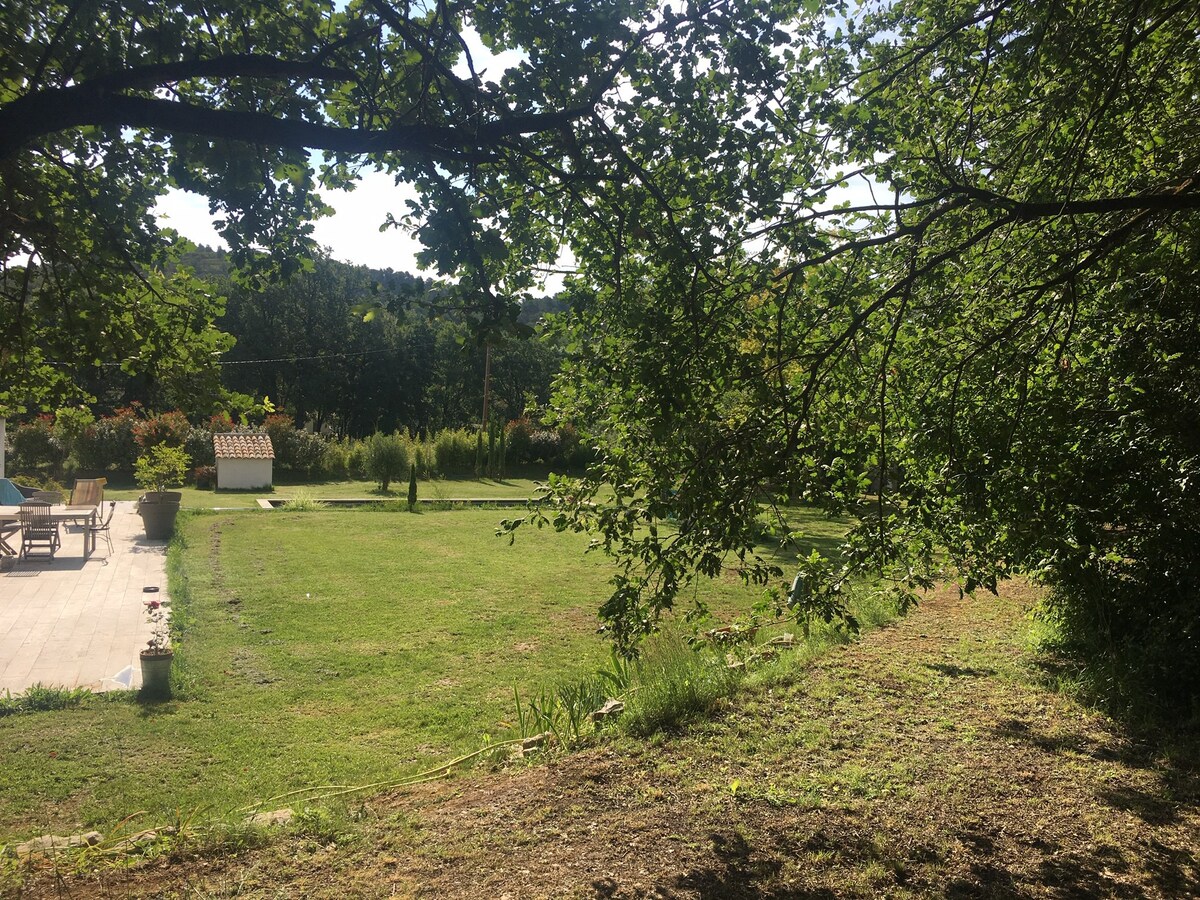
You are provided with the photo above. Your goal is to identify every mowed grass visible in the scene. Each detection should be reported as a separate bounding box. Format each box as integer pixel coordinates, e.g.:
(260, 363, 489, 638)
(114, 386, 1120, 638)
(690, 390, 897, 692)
(103, 475, 549, 508)
(0, 506, 851, 841)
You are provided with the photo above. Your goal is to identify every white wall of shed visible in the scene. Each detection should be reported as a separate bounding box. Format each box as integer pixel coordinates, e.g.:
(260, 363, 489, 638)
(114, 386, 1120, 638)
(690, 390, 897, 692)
(216, 458, 273, 490)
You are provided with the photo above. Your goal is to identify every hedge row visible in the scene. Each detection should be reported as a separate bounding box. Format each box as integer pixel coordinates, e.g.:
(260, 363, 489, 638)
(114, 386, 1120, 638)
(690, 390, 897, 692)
(4, 408, 590, 482)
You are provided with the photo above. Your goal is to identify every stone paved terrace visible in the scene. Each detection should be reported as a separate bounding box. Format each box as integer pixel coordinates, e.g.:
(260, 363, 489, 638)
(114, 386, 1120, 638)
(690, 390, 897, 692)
(0, 501, 167, 694)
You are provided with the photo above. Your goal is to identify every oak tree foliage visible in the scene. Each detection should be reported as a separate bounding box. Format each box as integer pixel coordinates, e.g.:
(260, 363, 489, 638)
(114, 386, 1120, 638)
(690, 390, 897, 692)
(519, 0, 1199, 712)
(1, 0, 731, 408)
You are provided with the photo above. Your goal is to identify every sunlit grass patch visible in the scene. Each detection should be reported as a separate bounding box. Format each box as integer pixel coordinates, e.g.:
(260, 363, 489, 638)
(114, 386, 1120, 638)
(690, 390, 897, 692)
(2, 506, 844, 840)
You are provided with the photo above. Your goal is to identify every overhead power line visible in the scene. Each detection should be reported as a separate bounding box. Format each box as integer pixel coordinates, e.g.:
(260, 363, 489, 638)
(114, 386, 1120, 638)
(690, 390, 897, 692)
(217, 347, 404, 365)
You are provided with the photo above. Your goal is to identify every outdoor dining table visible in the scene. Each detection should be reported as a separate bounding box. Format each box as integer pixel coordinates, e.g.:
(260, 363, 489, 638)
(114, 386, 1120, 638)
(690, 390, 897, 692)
(0, 504, 99, 557)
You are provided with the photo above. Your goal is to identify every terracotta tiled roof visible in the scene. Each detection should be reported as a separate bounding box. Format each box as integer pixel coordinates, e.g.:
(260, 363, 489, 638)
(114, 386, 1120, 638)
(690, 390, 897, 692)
(213, 432, 275, 460)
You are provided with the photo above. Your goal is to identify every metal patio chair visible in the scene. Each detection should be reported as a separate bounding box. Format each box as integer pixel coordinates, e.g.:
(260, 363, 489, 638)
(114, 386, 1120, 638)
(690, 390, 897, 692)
(88, 501, 117, 553)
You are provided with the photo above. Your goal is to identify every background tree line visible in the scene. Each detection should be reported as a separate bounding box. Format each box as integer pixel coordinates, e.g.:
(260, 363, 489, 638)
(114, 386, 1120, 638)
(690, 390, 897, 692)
(56, 244, 567, 438)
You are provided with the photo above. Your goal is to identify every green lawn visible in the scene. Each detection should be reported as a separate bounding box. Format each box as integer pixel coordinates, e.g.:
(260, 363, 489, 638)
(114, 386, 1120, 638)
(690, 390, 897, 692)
(0, 506, 851, 841)
(103, 476, 549, 508)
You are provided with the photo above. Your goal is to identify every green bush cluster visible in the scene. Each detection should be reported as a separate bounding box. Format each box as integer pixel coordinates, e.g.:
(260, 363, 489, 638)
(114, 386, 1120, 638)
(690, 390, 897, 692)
(0, 683, 91, 717)
(7, 415, 65, 473)
(184, 428, 216, 467)
(506, 418, 590, 468)
(433, 428, 476, 475)
(74, 407, 140, 472)
(365, 432, 409, 491)
(5, 408, 591, 485)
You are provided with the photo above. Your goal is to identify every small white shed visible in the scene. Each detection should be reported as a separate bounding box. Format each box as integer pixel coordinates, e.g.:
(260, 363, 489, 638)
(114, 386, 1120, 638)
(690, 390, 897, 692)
(214, 432, 275, 490)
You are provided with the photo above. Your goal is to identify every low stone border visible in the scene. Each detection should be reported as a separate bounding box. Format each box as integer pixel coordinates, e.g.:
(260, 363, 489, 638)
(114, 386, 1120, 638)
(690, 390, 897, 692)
(257, 497, 530, 509)
(5, 808, 295, 860)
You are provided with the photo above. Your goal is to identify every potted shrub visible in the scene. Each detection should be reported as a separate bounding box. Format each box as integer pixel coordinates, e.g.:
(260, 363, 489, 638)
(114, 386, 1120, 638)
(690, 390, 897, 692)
(140, 597, 173, 698)
(134, 445, 191, 539)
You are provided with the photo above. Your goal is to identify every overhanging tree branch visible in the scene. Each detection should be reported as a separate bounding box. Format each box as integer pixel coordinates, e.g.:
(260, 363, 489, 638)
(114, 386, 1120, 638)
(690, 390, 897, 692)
(0, 90, 592, 161)
(84, 55, 359, 93)
(949, 178, 1200, 218)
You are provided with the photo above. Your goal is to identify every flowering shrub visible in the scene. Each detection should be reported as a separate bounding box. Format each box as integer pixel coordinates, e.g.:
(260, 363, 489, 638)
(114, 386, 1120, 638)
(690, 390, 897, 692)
(74, 406, 141, 472)
(144, 599, 170, 654)
(193, 465, 217, 489)
(184, 427, 216, 467)
(505, 417, 535, 464)
(263, 413, 298, 467)
(557, 423, 580, 462)
(528, 429, 562, 464)
(207, 412, 236, 433)
(134, 410, 190, 449)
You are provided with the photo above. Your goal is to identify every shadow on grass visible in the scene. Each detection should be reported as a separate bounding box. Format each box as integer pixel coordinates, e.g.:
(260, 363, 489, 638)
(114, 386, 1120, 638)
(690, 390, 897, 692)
(984, 715, 1200, 894)
(666, 831, 835, 899)
(927, 662, 998, 678)
(135, 696, 181, 717)
(1028, 841, 1175, 899)
(1097, 785, 1183, 825)
(941, 821, 1195, 899)
(750, 533, 845, 574)
(650, 759, 1197, 899)
(943, 861, 1023, 899)
(994, 716, 1142, 765)
(751, 506, 854, 568)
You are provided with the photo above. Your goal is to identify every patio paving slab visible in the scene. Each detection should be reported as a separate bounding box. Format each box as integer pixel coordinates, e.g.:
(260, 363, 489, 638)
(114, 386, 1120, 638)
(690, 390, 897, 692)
(0, 501, 168, 693)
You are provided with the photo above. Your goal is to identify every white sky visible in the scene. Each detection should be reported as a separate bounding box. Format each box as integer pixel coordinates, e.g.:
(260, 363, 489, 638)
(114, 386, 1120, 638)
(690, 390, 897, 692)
(154, 170, 426, 271)
(153, 26, 524, 275)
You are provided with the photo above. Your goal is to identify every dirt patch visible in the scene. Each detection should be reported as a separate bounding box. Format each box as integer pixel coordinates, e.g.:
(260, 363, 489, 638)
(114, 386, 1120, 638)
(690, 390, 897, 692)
(10, 583, 1199, 899)
(548, 606, 598, 631)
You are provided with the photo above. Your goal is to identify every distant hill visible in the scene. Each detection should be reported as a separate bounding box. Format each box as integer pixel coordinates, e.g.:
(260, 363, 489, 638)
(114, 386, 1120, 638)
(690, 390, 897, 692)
(518, 294, 570, 325)
(175, 244, 233, 280)
(173, 243, 566, 323)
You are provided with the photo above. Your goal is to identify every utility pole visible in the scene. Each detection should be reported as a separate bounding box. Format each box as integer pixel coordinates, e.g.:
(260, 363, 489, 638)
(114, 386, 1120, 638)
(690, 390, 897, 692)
(481, 341, 492, 433)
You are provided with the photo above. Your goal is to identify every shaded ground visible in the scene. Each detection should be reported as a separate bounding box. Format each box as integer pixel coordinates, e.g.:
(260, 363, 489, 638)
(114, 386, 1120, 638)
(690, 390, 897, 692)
(9, 583, 1198, 898)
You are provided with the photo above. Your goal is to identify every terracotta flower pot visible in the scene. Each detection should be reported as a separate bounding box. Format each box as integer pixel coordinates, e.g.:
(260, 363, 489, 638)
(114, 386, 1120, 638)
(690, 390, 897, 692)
(138, 492, 182, 540)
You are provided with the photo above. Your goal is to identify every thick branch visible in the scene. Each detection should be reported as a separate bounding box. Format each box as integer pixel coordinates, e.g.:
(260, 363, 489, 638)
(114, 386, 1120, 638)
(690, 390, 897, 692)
(85, 55, 358, 93)
(951, 179, 1200, 218)
(0, 90, 590, 161)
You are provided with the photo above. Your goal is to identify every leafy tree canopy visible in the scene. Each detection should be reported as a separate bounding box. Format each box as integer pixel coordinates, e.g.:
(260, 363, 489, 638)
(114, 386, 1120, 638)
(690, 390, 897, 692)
(2, 0, 786, 410)
(512, 0, 1199, 713)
